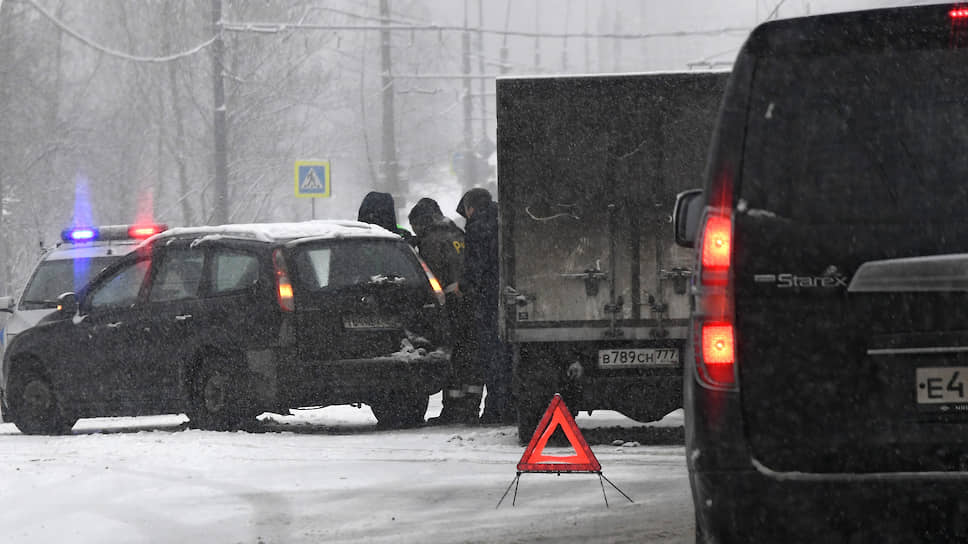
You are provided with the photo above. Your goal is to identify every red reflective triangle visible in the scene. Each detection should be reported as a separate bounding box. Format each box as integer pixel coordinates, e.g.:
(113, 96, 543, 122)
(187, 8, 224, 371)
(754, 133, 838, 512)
(517, 394, 601, 473)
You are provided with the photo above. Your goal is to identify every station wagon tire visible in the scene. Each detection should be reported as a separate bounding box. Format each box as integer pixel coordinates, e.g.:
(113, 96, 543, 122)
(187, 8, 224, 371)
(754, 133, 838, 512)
(8, 370, 75, 435)
(370, 392, 428, 429)
(188, 359, 252, 431)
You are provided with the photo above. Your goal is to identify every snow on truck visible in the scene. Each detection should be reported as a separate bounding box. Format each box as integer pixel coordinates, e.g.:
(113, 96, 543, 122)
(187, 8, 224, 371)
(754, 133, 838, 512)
(496, 71, 729, 442)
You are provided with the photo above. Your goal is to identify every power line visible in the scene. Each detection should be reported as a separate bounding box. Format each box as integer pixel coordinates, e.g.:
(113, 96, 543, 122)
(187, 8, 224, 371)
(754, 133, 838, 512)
(220, 20, 751, 41)
(25, 0, 215, 63)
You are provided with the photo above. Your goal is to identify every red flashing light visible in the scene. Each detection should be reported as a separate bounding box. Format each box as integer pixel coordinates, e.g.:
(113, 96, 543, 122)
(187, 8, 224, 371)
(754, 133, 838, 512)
(128, 224, 167, 239)
(951, 8, 968, 19)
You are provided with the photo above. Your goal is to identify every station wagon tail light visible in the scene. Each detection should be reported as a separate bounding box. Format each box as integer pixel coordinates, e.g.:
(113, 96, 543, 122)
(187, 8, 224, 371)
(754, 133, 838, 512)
(951, 7, 968, 19)
(418, 259, 446, 306)
(272, 249, 295, 312)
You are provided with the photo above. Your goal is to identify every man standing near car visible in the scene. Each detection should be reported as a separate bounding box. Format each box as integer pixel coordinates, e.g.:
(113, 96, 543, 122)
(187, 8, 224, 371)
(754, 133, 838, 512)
(409, 198, 482, 425)
(456, 188, 514, 425)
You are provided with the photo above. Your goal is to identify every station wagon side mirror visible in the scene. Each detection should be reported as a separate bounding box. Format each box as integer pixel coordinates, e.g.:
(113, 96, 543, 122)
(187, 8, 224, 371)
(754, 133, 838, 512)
(0, 296, 14, 313)
(673, 189, 704, 248)
(56, 292, 78, 315)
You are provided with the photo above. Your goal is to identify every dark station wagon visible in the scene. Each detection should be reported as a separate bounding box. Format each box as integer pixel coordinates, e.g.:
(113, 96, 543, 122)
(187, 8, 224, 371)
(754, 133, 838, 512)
(1, 220, 450, 434)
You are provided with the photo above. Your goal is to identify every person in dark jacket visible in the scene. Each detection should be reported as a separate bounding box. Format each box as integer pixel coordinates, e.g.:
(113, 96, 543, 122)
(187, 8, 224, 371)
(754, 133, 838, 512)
(456, 188, 514, 425)
(409, 198, 482, 425)
(357, 191, 415, 245)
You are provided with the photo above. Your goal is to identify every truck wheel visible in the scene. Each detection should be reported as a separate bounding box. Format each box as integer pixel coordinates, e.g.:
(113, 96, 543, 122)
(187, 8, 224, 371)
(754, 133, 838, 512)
(8, 370, 75, 435)
(516, 391, 549, 444)
(370, 392, 428, 429)
(188, 358, 251, 431)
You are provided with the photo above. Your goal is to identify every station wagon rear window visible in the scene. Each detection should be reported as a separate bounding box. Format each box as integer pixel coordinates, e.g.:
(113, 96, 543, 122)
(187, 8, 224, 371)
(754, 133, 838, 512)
(293, 240, 422, 289)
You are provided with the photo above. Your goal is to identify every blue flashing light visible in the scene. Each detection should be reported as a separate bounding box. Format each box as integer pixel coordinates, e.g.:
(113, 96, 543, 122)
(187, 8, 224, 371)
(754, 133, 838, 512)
(62, 227, 98, 243)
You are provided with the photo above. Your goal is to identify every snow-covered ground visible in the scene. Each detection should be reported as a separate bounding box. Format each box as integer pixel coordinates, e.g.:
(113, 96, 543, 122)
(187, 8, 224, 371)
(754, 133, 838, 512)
(0, 394, 693, 544)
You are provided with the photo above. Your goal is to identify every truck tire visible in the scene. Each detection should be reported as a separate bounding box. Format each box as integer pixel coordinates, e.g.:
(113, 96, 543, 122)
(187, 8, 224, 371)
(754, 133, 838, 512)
(8, 369, 76, 435)
(370, 392, 428, 429)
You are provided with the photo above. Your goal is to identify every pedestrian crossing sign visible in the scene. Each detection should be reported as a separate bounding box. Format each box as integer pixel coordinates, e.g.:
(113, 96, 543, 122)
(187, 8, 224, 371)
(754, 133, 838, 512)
(294, 160, 331, 198)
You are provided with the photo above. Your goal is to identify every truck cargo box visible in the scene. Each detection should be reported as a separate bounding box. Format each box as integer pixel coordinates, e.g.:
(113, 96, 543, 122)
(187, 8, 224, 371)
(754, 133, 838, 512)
(496, 71, 728, 441)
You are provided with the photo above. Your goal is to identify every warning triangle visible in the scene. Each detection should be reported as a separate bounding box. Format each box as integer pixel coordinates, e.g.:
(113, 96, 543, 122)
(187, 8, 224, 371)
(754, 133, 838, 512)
(301, 167, 324, 190)
(517, 394, 601, 473)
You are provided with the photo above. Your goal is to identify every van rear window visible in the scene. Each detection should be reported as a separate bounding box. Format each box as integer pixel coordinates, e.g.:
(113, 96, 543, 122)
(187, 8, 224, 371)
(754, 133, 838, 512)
(739, 46, 968, 224)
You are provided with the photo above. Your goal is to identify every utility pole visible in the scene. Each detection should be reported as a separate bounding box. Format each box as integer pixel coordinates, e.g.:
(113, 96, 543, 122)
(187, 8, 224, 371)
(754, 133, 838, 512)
(379, 0, 399, 199)
(584, 0, 590, 72)
(461, 0, 476, 191)
(561, 0, 569, 72)
(501, 0, 511, 75)
(477, 0, 487, 153)
(534, 1, 541, 71)
(211, 0, 229, 224)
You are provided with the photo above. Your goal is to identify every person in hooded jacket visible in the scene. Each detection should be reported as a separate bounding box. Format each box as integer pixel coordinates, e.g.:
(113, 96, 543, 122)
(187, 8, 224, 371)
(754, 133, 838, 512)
(456, 188, 514, 425)
(357, 191, 415, 245)
(408, 198, 482, 425)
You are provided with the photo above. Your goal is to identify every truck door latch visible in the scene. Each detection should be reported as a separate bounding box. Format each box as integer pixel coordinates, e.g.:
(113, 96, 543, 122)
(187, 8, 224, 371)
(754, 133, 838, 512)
(661, 267, 693, 295)
(561, 269, 608, 296)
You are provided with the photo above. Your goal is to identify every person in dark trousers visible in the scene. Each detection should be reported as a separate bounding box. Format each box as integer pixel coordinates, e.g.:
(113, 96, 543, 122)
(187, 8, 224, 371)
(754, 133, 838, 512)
(456, 188, 514, 425)
(408, 198, 482, 425)
(357, 191, 416, 245)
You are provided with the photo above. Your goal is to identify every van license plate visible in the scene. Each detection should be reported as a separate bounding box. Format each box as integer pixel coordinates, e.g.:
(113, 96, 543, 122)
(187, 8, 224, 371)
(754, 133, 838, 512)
(916, 367, 968, 406)
(598, 348, 679, 368)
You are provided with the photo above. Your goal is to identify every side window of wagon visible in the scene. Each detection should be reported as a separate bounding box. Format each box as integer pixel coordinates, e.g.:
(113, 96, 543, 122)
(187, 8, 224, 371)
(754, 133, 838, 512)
(210, 250, 261, 295)
(88, 259, 151, 310)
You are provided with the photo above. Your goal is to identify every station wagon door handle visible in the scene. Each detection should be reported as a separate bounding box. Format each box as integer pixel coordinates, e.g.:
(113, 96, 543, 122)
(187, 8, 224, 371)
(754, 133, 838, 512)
(175, 314, 192, 321)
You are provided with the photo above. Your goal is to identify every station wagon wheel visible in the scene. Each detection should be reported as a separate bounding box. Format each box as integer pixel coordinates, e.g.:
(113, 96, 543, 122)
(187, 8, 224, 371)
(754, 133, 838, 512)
(188, 358, 250, 431)
(9, 370, 75, 435)
(370, 391, 428, 429)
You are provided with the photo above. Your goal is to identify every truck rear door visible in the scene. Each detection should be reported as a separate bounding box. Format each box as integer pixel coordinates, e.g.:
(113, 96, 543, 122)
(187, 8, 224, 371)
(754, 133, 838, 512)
(497, 73, 726, 342)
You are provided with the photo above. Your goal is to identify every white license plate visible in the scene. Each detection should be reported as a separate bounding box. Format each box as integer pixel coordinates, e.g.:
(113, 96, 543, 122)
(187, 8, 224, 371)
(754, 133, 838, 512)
(916, 366, 968, 404)
(597, 348, 679, 368)
(342, 316, 400, 330)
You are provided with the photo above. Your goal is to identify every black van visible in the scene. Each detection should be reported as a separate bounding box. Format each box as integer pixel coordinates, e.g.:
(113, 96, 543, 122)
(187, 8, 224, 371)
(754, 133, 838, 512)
(674, 5, 968, 542)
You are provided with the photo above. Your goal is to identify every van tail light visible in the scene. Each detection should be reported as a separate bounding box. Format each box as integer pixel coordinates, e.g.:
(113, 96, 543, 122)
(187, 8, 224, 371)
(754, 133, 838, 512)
(694, 209, 737, 390)
(418, 258, 446, 306)
(700, 214, 731, 285)
(272, 249, 295, 312)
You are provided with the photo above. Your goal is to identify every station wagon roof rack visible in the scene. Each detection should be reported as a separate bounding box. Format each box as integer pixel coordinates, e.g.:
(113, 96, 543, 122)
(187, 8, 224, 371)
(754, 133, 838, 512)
(145, 220, 402, 246)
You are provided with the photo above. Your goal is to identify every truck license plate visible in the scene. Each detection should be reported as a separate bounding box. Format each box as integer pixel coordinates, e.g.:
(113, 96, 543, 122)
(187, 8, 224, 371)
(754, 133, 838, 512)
(597, 348, 679, 368)
(916, 367, 968, 408)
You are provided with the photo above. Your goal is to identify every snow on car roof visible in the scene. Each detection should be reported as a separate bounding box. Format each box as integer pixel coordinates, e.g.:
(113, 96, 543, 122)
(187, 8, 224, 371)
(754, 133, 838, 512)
(147, 220, 402, 245)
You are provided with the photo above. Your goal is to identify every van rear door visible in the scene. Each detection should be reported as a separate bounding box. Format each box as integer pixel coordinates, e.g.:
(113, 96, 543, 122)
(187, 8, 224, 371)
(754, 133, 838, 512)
(733, 8, 968, 473)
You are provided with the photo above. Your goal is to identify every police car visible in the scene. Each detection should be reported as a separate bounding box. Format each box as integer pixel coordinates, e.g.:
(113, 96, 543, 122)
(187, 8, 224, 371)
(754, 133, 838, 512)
(0, 224, 167, 354)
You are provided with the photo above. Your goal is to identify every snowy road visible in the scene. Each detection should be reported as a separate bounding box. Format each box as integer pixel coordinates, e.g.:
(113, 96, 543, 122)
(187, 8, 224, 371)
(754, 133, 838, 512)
(0, 396, 693, 544)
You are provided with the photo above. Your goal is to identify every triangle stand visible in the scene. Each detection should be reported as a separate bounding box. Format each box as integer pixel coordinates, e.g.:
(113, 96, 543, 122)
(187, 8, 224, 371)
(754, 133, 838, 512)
(496, 470, 634, 508)
(495, 394, 635, 508)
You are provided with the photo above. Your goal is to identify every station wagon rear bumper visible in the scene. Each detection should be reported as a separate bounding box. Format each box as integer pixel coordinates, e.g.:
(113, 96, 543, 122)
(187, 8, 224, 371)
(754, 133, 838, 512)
(247, 348, 451, 409)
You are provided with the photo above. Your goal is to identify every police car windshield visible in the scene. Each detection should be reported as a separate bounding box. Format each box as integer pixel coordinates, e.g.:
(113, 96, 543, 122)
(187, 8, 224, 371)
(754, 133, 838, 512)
(20, 257, 119, 310)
